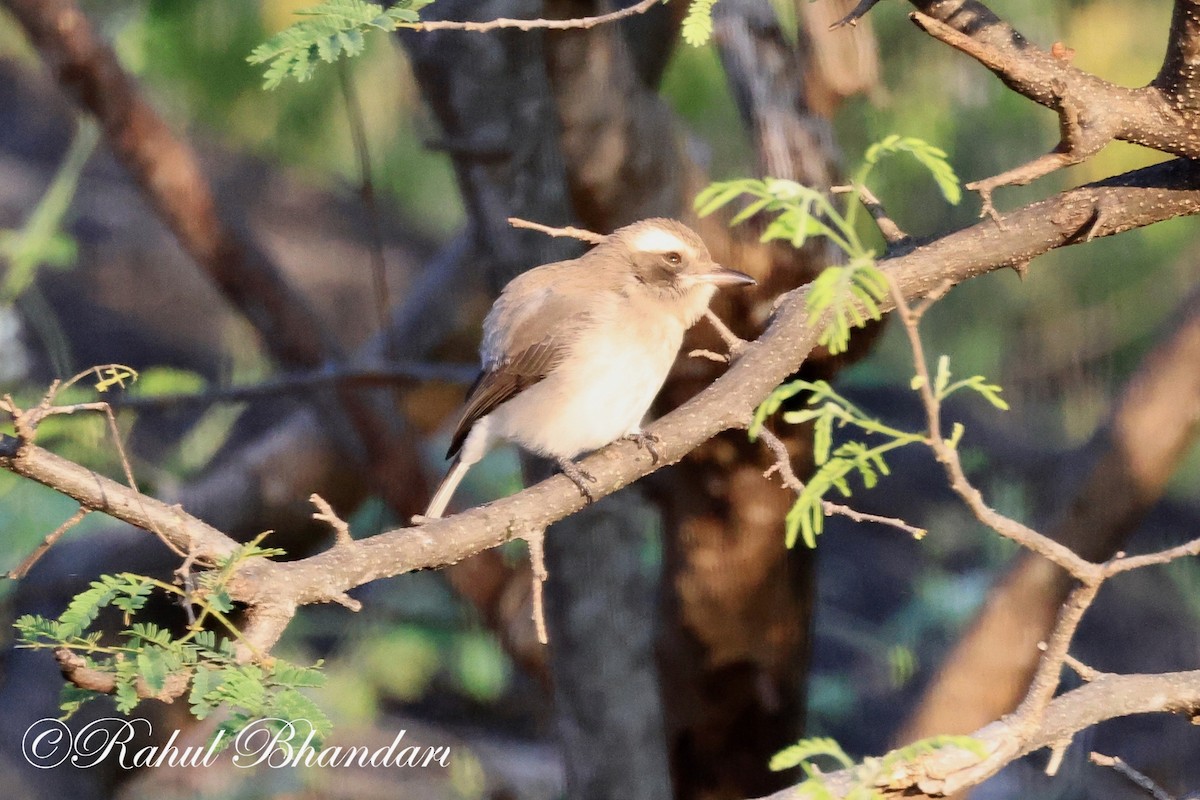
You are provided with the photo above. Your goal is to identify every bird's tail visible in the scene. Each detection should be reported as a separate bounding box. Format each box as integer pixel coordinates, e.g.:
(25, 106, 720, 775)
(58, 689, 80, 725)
(424, 455, 470, 519)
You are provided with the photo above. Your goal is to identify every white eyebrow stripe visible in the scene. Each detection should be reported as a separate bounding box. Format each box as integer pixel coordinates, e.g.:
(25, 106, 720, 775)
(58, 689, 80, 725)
(632, 229, 690, 254)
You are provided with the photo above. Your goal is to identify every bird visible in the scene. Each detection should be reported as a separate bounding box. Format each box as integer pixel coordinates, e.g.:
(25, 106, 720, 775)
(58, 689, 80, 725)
(422, 218, 756, 519)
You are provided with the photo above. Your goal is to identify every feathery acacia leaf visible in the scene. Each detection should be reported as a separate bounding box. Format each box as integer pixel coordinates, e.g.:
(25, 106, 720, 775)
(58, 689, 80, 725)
(247, 0, 432, 89)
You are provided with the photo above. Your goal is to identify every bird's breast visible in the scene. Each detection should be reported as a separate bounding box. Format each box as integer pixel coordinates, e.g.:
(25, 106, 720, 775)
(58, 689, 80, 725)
(490, 312, 685, 458)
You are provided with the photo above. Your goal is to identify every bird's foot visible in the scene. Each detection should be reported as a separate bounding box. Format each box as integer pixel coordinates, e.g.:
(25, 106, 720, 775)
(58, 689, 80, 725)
(556, 457, 598, 503)
(622, 431, 663, 465)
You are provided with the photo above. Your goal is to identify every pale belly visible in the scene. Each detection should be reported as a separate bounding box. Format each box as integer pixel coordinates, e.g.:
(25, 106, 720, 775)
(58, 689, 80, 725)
(488, 315, 684, 458)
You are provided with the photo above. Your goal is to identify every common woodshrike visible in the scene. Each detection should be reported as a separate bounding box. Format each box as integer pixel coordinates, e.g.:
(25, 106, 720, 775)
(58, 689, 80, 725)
(423, 218, 755, 519)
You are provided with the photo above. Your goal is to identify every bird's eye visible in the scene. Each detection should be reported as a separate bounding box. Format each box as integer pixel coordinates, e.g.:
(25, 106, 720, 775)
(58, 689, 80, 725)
(665, 252, 682, 266)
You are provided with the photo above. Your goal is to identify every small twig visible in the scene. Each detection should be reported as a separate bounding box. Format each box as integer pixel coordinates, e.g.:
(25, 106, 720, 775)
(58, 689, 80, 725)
(527, 529, 549, 645)
(756, 426, 804, 492)
(407, 0, 661, 34)
(756, 427, 927, 539)
(829, 0, 885, 29)
(688, 348, 729, 363)
(15, 370, 188, 559)
(507, 216, 604, 244)
(910, 13, 1113, 223)
(888, 275, 1097, 578)
(821, 499, 927, 540)
(7, 506, 91, 579)
(832, 183, 909, 248)
(967, 150, 1080, 224)
(703, 309, 749, 357)
(1061, 653, 1102, 682)
(1089, 752, 1177, 800)
(1102, 536, 1200, 576)
(174, 545, 200, 626)
(310, 493, 353, 546)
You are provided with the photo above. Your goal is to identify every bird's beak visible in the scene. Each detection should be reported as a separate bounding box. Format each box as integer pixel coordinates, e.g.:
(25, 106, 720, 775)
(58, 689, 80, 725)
(693, 264, 757, 287)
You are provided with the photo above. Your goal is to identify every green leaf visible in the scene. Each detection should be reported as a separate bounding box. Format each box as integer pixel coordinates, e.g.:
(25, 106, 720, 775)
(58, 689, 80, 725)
(694, 180, 751, 217)
(59, 684, 101, 719)
(864, 135, 961, 205)
(879, 735, 987, 771)
(189, 667, 224, 720)
(770, 736, 855, 772)
(806, 261, 889, 355)
(114, 679, 139, 713)
(112, 577, 154, 615)
(247, 0, 423, 89)
(682, 0, 720, 46)
(138, 649, 169, 693)
(58, 577, 121, 639)
(933, 355, 951, 399)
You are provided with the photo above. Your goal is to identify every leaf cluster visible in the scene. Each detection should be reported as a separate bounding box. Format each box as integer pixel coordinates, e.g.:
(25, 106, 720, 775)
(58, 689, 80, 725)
(695, 177, 887, 355)
(768, 734, 985, 800)
(751, 361, 1005, 548)
(13, 538, 326, 744)
(682, 0, 721, 46)
(752, 380, 923, 547)
(694, 136, 960, 354)
(247, 0, 431, 89)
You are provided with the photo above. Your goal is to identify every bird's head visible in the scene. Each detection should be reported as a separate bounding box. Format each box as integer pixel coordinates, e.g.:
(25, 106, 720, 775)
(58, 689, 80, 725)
(602, 218, 756, 323)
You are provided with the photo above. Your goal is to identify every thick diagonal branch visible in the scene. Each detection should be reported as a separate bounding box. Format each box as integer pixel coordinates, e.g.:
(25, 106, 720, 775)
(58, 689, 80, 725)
(5, 159, 1200, 655)
(904, 0, 1200, 205)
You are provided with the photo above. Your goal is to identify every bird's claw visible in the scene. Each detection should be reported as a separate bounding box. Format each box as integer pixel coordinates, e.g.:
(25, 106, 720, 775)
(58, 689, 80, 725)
(623, 431, 663, 465)
(556, 457, 598, 503)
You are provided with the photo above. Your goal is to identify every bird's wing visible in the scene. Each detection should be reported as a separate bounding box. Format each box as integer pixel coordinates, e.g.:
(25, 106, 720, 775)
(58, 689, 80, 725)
(446, 265, 598, 458)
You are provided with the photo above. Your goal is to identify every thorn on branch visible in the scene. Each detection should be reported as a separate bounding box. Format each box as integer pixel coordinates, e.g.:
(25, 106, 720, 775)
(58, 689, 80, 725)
(1063, 653, 1103, 682)
(331, 592, 363, 612)
(1045, 738, 1071, 776)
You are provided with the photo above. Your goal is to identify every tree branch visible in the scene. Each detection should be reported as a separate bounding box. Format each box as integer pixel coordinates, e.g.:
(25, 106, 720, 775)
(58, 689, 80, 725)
(757, 670, 1200, 799)
(5, 158, 1198, 658)
(1156, 0, 1200, 108)
(903, 0, 1200, 207)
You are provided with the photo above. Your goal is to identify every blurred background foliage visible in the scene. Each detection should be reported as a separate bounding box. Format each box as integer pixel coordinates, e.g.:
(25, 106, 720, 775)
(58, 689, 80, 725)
(0, 0, 1197, 791)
